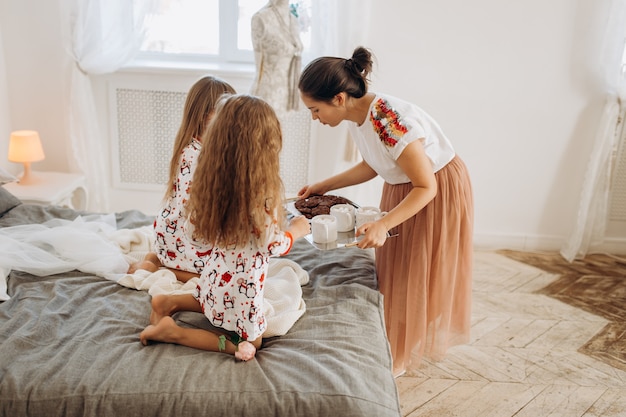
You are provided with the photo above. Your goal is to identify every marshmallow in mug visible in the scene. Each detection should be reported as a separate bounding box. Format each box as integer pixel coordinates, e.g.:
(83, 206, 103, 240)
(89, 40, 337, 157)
(355, 206, 387, 229)
(311, 214, 338, 243)
(330, 203, 356, 232)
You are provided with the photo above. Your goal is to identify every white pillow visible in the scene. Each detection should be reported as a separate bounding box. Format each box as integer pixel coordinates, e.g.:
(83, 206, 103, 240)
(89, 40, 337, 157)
(0, 168, 17, 185)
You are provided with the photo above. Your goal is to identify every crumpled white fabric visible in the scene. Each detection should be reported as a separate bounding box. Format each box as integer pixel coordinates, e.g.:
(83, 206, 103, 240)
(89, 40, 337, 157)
(0, 214, 129, 301)
(1, 216, 309, 336)
(261, 258, 309, 337)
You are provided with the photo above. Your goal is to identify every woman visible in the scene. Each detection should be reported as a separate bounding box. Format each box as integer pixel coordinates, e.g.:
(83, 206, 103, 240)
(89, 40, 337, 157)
(297, 46, 474, 376)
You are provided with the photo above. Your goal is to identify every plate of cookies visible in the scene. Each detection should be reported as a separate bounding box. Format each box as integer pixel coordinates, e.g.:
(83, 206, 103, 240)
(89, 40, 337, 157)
(290, 194, 355, 219)
(285, 194, 361, 250)
(285, 194, 397, 251)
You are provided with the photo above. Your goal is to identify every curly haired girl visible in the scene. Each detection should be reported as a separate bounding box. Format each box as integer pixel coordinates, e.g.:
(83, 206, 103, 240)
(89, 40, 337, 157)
(140, 94, 310, 360)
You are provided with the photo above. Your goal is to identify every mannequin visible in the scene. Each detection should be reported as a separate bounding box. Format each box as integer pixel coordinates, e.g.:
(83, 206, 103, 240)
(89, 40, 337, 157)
(250, 0, 304, 113)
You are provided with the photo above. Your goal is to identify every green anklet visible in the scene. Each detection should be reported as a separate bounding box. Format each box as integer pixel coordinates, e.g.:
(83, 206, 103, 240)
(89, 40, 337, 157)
(218, 334, 244, 352)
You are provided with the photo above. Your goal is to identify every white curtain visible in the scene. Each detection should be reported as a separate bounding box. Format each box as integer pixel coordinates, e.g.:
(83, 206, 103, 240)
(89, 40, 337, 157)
(303, 0, 380, 205)
(561, 0, 626, 261)
(62, 0, 156, 211)
(306, 0, 373, 60)
(307, 0, 373, 157)
(0, 20, 12, 160)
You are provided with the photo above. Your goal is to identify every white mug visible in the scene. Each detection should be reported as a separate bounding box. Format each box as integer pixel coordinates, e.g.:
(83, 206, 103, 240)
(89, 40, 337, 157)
(311, 214, 338, 243)
(330, 203, 356, 232)
(355, 206, 387, 229)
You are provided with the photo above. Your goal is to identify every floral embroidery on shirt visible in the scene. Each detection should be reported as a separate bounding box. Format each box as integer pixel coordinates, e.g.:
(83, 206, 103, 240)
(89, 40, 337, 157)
(370, 98, 408, 148)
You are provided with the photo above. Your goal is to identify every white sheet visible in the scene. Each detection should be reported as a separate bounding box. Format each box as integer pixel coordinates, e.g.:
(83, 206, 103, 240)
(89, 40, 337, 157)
(0, 214, 128, 300)
(0, 216, 309, 336)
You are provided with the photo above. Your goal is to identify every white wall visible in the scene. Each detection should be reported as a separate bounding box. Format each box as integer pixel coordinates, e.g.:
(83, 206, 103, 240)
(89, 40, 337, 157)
(0, 0, 71, 175)
(0, 0, 622, 253)
(0, 18, 11, 158)
(359, 0, 611, 251)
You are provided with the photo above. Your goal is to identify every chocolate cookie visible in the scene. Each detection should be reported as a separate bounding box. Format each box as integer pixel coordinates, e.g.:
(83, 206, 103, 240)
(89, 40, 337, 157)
(294, 194, 352, 219)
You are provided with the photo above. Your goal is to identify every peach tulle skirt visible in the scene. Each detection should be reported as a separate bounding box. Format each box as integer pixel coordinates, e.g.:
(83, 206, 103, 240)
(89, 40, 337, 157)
(376, 156, 474, 372)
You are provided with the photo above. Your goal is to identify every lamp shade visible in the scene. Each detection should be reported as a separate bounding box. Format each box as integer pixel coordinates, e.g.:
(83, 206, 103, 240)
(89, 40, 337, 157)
(8, 130, 45, 163)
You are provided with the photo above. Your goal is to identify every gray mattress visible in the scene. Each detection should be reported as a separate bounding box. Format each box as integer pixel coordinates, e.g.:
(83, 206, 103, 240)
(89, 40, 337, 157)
(0, 201, 400, 417)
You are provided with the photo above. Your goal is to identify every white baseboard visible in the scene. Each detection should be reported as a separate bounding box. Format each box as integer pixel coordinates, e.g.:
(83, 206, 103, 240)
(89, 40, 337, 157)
(473, 232, 626, 255)
(590, 236, 626, 256)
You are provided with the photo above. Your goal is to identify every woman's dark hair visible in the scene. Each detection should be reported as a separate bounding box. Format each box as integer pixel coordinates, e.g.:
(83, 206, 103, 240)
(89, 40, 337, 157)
(298, 46, 374, 102)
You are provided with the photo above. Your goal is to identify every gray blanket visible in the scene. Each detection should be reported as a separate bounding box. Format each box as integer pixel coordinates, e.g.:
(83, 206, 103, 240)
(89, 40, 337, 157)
(0, 202, 400, 417)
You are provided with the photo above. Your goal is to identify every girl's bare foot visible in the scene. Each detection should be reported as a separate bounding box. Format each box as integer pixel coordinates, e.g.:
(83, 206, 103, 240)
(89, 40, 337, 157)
(144, 252, 160, 264)
(140, 316, 178, 346)
(127, 252, 161, 274)
(127, 260, 159, 274)
(235, 341, 257, 361)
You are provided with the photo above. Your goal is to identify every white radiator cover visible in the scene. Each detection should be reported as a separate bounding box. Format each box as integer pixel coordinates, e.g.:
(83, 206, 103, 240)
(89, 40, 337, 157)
(114, 88, 185, 189)
(110, 84, 313, 196)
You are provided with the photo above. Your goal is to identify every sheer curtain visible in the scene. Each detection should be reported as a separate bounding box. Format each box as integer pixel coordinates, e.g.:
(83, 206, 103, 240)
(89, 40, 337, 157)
(62, 0, 156, 211)
(561, 0, 626, 261)
(0, 21, 11, 158)
(303, 0, 380, 205)
(306, 0, 372, 62)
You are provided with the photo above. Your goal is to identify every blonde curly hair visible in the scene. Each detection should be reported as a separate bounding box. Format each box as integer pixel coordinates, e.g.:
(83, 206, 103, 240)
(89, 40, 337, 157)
(187, 94, 285, 247)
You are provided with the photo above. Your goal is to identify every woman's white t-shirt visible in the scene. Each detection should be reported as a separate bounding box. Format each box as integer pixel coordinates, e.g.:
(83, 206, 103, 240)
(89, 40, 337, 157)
(348, 93, 455, 184)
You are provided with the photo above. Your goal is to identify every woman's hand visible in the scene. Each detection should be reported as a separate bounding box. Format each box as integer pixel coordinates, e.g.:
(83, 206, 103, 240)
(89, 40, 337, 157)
(355, 220, 388, 249)
(287, 215, 311, 240)
(297, 182, 328, 199)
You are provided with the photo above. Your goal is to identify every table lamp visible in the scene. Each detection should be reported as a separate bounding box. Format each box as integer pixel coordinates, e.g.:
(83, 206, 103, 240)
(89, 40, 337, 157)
(8, 130, 45, 185)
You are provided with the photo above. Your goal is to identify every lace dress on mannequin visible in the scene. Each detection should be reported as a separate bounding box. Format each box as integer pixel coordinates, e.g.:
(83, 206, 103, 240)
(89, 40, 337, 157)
(251, 0, 304, 113)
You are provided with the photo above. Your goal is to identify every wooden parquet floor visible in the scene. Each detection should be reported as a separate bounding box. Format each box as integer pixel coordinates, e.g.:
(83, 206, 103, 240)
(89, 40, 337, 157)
(397, 250, 626, 417)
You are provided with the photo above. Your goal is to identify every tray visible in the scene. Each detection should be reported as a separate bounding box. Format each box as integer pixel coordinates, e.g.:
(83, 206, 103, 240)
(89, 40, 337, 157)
(304, 230, 362, 250)
(285, 197, 394, 251)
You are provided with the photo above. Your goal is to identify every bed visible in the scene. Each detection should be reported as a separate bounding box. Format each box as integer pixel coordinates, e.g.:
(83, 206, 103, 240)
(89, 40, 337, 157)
(0, 186, 401, 417)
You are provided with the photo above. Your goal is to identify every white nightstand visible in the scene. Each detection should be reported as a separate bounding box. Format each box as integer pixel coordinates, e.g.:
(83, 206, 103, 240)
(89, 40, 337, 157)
(4, 171, 88, 211)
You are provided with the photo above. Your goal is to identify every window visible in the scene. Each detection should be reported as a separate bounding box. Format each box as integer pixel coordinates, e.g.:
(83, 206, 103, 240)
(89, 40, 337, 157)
(135, 0, 310, 65)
